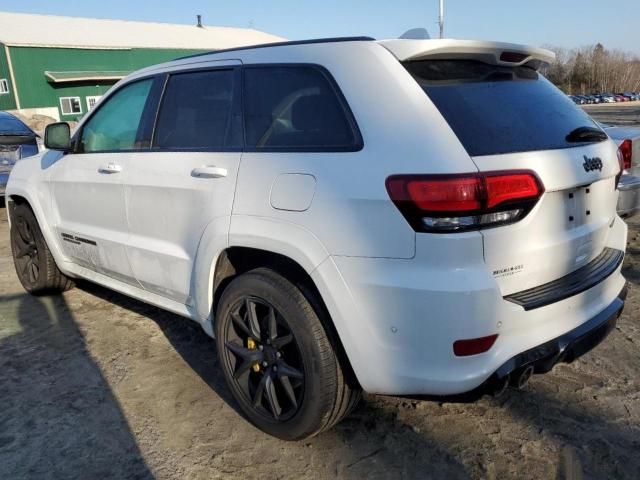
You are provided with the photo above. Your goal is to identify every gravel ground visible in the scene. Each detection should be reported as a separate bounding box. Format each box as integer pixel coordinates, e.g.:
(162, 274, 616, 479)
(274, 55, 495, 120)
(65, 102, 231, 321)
(1, 193, 639, 477)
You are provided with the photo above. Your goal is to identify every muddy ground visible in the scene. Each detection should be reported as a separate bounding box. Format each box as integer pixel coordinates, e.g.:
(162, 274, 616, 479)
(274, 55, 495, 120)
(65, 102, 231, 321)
(1, 207, 638, 480)
(1, 102, 639, 479)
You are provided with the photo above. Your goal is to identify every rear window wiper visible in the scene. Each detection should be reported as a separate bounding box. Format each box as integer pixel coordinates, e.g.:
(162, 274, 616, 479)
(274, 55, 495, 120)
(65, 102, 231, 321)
(565, 126, 608, 143)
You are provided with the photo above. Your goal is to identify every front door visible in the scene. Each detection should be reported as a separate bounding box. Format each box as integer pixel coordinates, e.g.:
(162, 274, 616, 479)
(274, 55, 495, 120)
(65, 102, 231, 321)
(48, 77, 160, 285)
(123, 64, 243, 304)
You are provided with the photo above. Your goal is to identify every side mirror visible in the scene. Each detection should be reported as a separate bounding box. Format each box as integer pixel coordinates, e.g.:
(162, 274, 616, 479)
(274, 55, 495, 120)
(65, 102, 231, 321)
(44, 122, 71, 151)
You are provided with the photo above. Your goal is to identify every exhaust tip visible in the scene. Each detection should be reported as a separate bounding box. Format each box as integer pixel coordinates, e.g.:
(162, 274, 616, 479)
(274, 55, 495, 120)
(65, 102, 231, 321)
(493, 375, 510, 397)
(510, 365, 534, 390)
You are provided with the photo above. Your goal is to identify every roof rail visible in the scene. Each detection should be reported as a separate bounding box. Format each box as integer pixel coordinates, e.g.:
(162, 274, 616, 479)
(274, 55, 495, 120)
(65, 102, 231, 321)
(175, 36, 376, 61)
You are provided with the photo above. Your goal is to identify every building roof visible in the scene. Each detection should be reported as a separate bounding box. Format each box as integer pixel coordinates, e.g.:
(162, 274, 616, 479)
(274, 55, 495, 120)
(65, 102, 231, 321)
(0, 12, 285, 50)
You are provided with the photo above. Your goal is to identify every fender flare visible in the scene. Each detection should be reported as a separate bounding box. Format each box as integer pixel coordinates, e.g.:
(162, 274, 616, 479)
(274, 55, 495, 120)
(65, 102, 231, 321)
(6, 181, 71, 274)
(192, 214, 330, 331)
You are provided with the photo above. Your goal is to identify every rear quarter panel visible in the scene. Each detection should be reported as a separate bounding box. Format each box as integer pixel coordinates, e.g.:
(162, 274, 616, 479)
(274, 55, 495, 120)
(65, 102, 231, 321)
(230, 41, 480, 260)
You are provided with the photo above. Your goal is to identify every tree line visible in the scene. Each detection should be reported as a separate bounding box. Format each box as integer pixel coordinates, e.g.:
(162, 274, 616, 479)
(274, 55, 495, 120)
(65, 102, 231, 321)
(541, 43, 640, 94)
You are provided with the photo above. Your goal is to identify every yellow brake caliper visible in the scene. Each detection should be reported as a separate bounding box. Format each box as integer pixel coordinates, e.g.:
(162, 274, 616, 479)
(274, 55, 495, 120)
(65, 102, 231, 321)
(247, 338, 261, 372)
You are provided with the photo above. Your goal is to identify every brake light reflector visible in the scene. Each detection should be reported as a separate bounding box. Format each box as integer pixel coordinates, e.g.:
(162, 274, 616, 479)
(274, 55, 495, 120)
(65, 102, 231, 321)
(386, 171, 544, 233)
(453, 334, 498, 356)
(619, 139, 632, 170)
(499, 51, 527, 63)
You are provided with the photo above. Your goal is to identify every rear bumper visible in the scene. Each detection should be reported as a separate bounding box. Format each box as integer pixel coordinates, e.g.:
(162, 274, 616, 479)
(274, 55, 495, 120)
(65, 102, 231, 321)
(617, 174, 640, 218)
(494, 285, 625, 380)
(504, 247, 624, 310)
(312, 220, 628, 396)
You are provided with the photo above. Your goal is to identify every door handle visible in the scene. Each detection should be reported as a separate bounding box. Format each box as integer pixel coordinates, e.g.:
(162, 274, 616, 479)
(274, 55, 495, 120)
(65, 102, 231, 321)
(191, 166, 228, 178)
(98, 163, 122, 174)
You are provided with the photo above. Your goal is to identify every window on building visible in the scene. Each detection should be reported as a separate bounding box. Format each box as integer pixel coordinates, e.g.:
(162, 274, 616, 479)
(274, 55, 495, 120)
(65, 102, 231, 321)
(153, 69, 239, 150)
(243, 66, 360, 150)
(60, 97, 82, 115)
(0, 79, 9, 94)
(79, 79, 153, 153)
(86, 95, 102, 111)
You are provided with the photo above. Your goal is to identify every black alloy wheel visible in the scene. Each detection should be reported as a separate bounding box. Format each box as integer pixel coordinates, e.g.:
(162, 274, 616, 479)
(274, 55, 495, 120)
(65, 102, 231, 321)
(222, 296, 305, 421)
(215, 268, 361, 440)
(12, 214, 40, 285)
(10, 202, 74, 294)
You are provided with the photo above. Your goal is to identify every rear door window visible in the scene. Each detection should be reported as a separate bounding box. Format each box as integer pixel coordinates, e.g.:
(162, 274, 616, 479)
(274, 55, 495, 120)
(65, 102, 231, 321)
(243, 65, 361, 151)
(153, 69, 240, 150)
(405, 60, 604, 156)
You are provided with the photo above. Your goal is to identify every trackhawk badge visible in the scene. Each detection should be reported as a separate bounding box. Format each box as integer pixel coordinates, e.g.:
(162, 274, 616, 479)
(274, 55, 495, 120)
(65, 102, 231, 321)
(582, 155, 603, 172)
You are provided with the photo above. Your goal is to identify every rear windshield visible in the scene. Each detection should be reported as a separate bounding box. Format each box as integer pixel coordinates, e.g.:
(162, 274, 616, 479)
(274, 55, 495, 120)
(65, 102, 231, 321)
(405, 60, 604, 157)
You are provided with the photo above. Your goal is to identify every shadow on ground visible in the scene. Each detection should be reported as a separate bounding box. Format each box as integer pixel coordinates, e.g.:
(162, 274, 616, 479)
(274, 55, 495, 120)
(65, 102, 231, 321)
(0, 292, 154, 479)
(78, 281, 472, 479)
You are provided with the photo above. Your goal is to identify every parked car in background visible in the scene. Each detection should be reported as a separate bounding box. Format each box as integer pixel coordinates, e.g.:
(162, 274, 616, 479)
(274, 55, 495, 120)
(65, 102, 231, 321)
(602, 124, 640, 218)
(568, 95, 581, 105)
(5, 37, 628, 439)
(0, 111, 39, 197)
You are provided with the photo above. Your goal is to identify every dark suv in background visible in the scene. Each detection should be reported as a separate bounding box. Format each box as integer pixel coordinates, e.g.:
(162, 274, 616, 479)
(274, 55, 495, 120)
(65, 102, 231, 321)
(0, 111, 39, 197)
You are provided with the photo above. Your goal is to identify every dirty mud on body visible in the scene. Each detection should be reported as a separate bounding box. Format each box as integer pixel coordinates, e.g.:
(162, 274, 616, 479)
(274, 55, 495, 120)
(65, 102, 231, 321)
(0, 207, 639, 479)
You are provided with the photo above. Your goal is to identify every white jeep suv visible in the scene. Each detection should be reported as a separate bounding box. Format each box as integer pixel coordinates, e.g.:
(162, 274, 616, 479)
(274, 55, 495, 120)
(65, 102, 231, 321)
(6, 37, 628, 440)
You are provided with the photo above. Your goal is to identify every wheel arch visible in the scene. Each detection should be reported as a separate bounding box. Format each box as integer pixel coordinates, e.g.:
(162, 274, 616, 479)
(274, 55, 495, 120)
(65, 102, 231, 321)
(6, 190, 69, 273)
(205, 245, 361, 390)
(5, 193, 29, 226)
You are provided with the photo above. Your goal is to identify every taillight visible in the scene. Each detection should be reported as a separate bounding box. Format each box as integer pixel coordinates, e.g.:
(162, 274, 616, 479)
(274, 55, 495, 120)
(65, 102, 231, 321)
(386, 171, 544, 233)
(616, 146, 626, 189)
(619, 139, 632, 171)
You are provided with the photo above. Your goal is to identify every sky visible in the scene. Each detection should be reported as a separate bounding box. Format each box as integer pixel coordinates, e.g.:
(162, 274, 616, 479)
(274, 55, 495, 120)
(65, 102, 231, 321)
(0, 0, 638, 54)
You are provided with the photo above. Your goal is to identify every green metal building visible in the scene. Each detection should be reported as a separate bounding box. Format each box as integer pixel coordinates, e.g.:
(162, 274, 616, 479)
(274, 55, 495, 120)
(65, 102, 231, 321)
(0, 12, 283, 121)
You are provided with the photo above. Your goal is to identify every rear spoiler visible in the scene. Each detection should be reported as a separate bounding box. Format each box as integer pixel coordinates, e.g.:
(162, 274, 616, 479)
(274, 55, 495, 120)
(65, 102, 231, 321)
(378, 39, 555, 70)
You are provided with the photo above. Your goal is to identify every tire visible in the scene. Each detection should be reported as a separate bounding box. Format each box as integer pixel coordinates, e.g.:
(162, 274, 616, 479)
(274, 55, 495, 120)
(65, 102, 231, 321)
(10, 203, 74, 295)
(215, 268, 361, 440)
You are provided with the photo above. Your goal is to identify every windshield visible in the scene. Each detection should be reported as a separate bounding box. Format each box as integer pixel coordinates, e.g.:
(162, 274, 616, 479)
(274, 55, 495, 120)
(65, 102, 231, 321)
(405, 60, 605, 156)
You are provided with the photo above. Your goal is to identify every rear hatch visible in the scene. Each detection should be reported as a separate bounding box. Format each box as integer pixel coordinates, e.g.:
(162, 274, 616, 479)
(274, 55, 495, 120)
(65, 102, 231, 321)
(392, 41, 621, 295)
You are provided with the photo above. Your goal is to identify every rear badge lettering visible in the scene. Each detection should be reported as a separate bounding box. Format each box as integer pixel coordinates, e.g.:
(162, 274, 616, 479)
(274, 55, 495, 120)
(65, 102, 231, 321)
(582, 155, 603, 172)
(493, 264, 524, 278)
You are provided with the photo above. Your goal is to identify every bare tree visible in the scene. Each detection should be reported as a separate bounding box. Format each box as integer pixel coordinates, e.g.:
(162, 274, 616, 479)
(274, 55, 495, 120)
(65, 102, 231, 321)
(541, 43, 640, 94)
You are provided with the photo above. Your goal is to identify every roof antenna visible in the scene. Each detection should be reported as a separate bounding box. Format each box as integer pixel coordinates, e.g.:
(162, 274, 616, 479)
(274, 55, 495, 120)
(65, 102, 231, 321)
(196, 14, 203, 28)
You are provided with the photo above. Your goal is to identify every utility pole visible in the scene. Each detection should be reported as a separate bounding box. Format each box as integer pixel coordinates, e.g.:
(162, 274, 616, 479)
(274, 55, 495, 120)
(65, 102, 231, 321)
(438, 0, 444, 39)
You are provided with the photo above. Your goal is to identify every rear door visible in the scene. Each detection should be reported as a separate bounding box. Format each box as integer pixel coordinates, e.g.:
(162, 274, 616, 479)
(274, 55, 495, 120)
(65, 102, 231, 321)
(406, 59, 620, 294)
(123, 63, 243, 304)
